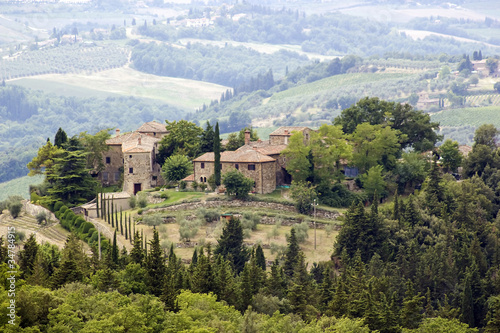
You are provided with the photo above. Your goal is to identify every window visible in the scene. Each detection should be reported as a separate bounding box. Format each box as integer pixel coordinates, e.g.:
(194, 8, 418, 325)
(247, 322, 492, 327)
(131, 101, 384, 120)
(201, 162, 205, 169)
(129, 155, 132, 158)
(114, 172, 120, 181)
(235, 164, 239, 170)
(204, 177, 207, 182)
(102, 172, 108, 181)
(129, 168, 133, 174)
(152, 175, 157, 180)
(200, 177, 203, 182)
(248, 164, 256, 171)
(105, 157, 111, 164)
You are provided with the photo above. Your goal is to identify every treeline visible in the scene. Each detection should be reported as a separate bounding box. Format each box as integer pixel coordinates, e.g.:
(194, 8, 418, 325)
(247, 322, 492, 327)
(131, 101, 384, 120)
(137, 8, 497, 57)
(130, 42, 309, 87)
(0, 85, 184, 184)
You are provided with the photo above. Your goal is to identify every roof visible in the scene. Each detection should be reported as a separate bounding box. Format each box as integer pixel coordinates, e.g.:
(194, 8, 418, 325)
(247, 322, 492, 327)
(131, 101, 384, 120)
(122, 133, 159, 153)
(137, 121, 168, 134)
(237, 144, 288, 156)
(459, 145, 472, 157)
(106, 131, 137, 145)
(194, 150, 275, 163)
(269, 126, 309, 136)
(182, 174, 194, 182)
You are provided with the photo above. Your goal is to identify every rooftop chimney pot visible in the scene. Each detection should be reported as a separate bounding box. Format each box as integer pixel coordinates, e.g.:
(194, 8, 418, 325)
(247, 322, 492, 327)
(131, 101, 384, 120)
(116, 128, 120, 136)
(244, 129, 251, 145)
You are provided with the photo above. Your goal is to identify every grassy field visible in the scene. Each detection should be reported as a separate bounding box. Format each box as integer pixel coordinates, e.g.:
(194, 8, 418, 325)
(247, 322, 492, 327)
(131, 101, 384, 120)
(0, 175, 44, 201)
(270, 72, 410, 101)
(431, 105, 500, 128)
(178, 38, 339, 61)
(11, 67, 230, 111)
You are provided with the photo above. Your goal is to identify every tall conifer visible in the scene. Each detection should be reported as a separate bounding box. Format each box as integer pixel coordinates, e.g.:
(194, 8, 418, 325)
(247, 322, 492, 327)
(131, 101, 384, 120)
(214, 122, 221, 186)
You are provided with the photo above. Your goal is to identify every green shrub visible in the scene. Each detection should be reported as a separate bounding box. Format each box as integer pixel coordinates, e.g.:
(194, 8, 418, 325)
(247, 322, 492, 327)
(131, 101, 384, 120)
(81, 222, 94, 234)
(179, 181, 187, 190)
(137, 193, 148, 208)
(155, 186, 161, 191)
(128, 195, 137, 209)
(53, 201, 64, 213)
(86, 228, 97, 240)
(63, 209, 75, 222)
(8, 202, 23, 219)
(137, 209, 143, 215)
(74, 217, 85, 229)
(31, 192, 41, 203)
(160, 192, 169, 199)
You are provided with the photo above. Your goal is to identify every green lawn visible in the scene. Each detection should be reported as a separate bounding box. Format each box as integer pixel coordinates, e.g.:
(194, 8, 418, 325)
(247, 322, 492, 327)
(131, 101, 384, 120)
(150, 190, 205, 207)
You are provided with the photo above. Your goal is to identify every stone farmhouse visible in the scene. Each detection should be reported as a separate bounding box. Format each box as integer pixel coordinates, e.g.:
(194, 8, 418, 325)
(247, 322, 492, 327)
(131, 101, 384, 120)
(190, 126, 313, 194)
(99, 121, 168, 194)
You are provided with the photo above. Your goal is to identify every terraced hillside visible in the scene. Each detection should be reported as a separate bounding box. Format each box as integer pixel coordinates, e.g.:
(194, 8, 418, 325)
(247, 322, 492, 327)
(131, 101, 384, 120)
(0, 211, 73, 249)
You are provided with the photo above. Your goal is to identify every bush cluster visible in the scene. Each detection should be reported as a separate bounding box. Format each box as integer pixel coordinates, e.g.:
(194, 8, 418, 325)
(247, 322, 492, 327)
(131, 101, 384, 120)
(52, 201, 109, 251)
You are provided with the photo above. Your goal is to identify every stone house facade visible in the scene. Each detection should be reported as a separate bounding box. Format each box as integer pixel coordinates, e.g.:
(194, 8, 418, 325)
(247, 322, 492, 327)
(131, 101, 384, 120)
(100, 121, 167, 194)
(191, 126, 313, 194)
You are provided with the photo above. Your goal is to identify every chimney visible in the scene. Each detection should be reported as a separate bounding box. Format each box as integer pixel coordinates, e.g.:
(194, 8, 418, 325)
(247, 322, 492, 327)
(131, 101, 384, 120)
(244, 129, 251, 145)
(138, 137, 142, 145)
(284, 129, 288, 135)
(115, 128, 120, 136)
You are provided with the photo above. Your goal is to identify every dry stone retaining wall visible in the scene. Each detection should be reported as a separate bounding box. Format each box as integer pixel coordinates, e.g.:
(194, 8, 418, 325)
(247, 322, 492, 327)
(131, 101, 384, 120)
(147, 199, 341, 222)
(22, 200, 56, 221)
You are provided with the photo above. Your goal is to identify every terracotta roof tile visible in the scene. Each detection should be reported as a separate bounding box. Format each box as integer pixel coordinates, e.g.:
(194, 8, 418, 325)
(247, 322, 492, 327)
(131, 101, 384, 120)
(194, 150, 275, 163)
(182, 174, 195, 181)
(137, 121, 168, 134)
(121, 133, 159, 153)
(269, 126, 309, 136)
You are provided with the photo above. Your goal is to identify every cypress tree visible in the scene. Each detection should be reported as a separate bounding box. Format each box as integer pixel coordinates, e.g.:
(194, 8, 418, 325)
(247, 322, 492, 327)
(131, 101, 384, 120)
(112, 230, 119, 267)
(129, 215, 133, 244)
(425, 154, 443, 216)
(120, 208, 123, 235)
(96, 190, 100, 219)
(124, 213, 128, 240)
(191, 248, 198, 266)
(214, 122, 221, 186)
(265, 259, 287, 299)
(255, 244, 266, 271)
(191, 248, 214, 294)
(111, 198, 115, 228)
(238, 263, 253, 312)
(393, 189, 399, 221)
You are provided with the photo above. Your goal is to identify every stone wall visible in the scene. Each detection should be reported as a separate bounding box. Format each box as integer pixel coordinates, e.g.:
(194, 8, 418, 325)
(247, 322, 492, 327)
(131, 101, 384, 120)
(100, 145, 123, 185)
(22, 200, 56, 221)
(124, 151, 153, 194)
(148, 199, 341, 220)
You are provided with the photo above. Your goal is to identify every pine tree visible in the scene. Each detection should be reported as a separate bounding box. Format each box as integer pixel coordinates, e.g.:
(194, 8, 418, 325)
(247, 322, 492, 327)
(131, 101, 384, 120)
(255, 244, 266, 271)
(214, 122, 221, 186)
(54, 127, 67, 147)
(146, 230, 166, 297)
(19, 234, 38, 279)
(425, 154, 443, 216)
(264, 259, 287, 299)
(401, 280, 424, 329)
(238, 263, 254, 312)
(214, 217, 248, 273)
(393, 189, 400, 221)
(192, 248, 214, 294)
(213, 255, 237, 306)
(130, 231, 144, 265)
(284, 228, 301, 278)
